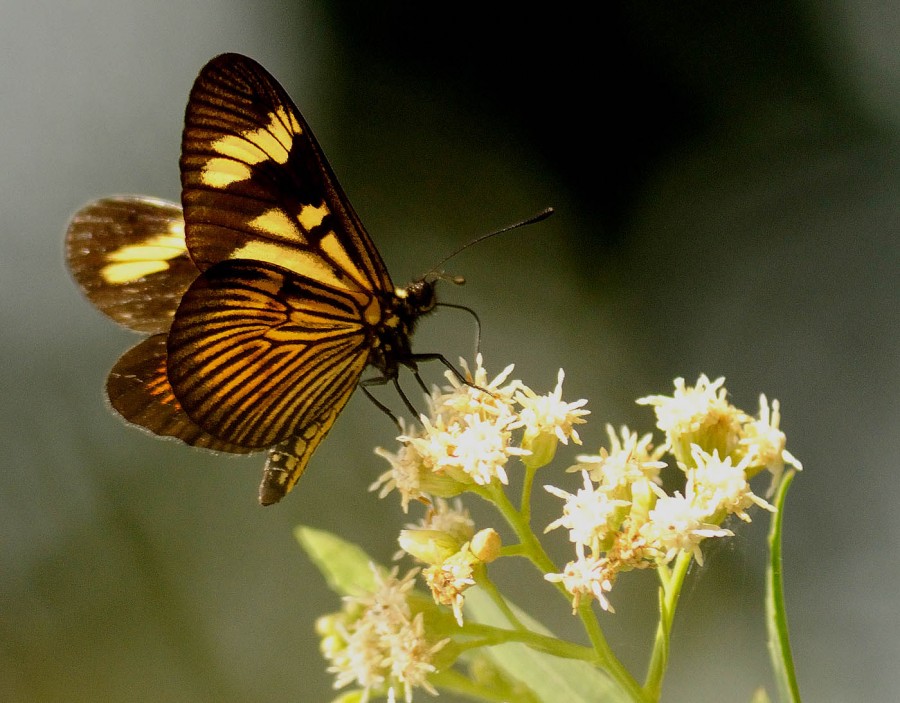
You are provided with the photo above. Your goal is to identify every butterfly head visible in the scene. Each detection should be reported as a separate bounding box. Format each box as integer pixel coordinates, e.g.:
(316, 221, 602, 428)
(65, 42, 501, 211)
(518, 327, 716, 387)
(392, 279, 438, 335)
(397, 271, 466, 320)
(397, 278, 435, 312)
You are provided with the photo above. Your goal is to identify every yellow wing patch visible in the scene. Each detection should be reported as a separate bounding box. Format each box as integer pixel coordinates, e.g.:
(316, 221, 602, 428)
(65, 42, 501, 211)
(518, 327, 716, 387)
(232, 240, 350, 290)
(200, 106, 300, 188)
(200, 158, 253, 188)
(297, 203, 329, 230)
(101, 232, 188, 284)
(319, 231, 359, 281)
(248, 209, 299, 240)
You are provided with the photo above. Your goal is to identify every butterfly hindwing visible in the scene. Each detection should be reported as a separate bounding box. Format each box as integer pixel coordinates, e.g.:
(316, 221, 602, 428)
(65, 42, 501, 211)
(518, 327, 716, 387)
(166, 259, 373, 449)
(65, 196, 194, 333)
(180, 53, 393, 296)
(106, 333, 252, 453)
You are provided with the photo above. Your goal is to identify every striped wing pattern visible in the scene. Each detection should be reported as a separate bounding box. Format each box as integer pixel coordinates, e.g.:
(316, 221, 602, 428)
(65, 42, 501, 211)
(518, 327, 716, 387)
(180, 53, 393, 296)
(106, 334, 252, 453)
(166, 260, 373, 450)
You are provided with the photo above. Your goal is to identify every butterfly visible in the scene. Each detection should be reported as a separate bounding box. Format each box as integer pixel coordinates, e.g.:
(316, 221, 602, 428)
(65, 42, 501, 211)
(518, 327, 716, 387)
(66, 53, 449, 505)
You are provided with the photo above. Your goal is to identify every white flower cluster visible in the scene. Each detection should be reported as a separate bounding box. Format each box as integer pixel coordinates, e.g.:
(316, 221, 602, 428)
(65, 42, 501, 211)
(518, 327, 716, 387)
(545, 376, 800, 613)
(372, 356, 589, 510)
(318, 566, 448, 703)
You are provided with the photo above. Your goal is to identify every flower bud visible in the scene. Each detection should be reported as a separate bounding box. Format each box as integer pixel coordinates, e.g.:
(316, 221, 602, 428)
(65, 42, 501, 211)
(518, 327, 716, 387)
(470, 528, 501, 563)
(398, 529, 461, 565)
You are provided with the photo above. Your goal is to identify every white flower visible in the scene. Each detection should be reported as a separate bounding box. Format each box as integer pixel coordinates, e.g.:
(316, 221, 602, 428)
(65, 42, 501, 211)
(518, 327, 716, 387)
(423, 552, 477, 626)
(416, 498, 475, 542)
(637, 375, 748, 467)
(574, 424, 667, 491)
(740, 394, 803, 494)
(640, 485, 732, 566)
(545, 547, 616, 613)
(515, 368, 589, 446)
(544, 471, 630, 555)
(404, 411, 527, 486)
(689, 445, 775, 522)
(321, 566, 447, 703)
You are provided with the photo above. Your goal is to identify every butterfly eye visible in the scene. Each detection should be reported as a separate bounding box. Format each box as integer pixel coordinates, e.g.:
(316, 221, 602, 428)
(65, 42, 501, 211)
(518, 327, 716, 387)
(405, 280, 438, 314)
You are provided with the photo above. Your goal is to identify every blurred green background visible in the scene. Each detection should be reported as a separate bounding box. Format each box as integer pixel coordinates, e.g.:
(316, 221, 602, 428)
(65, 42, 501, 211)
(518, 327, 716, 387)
(1, 1, 897, 701)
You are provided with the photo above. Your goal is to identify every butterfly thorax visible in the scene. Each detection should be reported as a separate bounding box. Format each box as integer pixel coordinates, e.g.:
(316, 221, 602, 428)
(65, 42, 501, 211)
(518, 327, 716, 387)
(368, 279, 437, 377)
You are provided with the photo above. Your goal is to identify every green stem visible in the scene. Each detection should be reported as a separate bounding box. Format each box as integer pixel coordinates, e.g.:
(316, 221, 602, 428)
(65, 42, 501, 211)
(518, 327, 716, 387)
(520, 461, 539, 523)
(643, 550, 693, 699)
(456, 622, 599, 663)
(478, 484, 559, 577)
(766, 470, 801, 702)
(578, 600, 648, 703)
(473, 483, 646, 702)
(500, 543, 527, 558)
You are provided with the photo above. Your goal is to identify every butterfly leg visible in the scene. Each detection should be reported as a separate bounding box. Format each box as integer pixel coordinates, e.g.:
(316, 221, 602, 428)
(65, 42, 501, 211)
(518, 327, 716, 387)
(408, 353, 495, 398)
(412, 369, 430, 396)
(407, 353, 467, 384)
(359, 381, 403, 428)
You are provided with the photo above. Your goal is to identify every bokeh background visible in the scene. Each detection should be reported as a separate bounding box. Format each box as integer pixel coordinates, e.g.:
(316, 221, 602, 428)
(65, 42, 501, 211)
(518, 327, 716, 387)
(1, 2, 897, 701)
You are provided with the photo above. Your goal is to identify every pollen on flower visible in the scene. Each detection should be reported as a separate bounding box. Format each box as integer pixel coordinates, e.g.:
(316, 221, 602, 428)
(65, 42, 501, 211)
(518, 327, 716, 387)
(433, 354, 522, 422)
(372, 421, 471, 512)
(545, 549, 616, 613)
(404, 410, 528, 487)
(398, 499, 498, 624)
(320, 565, 447, 703)
(417, 498, 475, 542)
(544, 375, 800, 617)
(398, 498, 475, 565)
(423, 552, 477, 626)
(372, 435, 429, 513)
(375, 357, 592, 510)
(639, 485, 733, 566)
(515, 368, 590, 446)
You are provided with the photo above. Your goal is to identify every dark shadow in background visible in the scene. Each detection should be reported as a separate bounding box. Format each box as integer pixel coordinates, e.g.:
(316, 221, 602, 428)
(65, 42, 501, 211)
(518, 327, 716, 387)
(330, 1, 864, 240)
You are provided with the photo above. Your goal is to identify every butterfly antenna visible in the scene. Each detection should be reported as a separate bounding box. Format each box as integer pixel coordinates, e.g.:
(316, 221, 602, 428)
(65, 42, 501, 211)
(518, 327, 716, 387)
(425, 207, 554, 278)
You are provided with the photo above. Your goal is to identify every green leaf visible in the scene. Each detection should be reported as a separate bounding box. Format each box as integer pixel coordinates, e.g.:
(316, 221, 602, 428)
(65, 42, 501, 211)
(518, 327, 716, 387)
(464, 587, 627, 703)
(765, 470, 802, 702)
(294, 525, 379, 596)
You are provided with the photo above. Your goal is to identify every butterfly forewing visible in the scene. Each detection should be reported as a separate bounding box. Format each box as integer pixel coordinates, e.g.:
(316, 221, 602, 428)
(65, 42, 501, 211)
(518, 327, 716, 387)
(166, 259, 373, 449)
(65, 197, 194, 333)
(180, 53, 393, 296)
